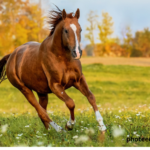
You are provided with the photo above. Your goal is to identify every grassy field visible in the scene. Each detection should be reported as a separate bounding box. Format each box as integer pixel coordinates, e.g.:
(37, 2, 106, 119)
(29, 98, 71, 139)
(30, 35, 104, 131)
(0, 63, 150, 146)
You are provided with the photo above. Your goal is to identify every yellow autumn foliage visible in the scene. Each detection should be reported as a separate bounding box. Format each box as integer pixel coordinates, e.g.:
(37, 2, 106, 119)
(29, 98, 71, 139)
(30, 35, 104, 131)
(0, 0, 49, 56)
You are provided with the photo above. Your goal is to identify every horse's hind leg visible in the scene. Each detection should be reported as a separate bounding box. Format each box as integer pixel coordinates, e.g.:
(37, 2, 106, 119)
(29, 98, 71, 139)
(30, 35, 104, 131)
(19, 87, 64, 132)
(37, 93, 49, 129)
(37, 93, 48, 111)
(20, 87, 51, 126)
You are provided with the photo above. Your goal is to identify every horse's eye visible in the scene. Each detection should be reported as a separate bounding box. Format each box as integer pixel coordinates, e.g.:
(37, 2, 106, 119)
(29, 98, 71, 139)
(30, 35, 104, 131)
(80, 28, 82, 32)
(64, 29, 68, 34)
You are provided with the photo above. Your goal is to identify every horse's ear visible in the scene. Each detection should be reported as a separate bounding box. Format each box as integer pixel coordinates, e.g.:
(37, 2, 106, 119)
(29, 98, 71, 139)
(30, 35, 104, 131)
(62, 9, 67, 20)
(75, 8, 80, 19)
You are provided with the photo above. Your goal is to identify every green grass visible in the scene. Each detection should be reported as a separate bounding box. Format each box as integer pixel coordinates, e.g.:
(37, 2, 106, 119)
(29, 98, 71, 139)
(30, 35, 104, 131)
(1, 64, 150, 146)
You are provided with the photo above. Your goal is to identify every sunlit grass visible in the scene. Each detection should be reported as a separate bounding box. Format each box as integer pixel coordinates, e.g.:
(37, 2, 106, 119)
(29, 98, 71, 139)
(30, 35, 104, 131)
(0, 64, 150, 146)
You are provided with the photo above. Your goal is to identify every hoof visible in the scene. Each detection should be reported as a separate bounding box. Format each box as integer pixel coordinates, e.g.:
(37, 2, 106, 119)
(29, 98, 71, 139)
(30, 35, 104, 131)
(65, 123, 73, 131)
(101, 130, 106, 135)
(60, 128, 67, 133)
(99, 130, 106, 142)
(57, 126, 66, 133)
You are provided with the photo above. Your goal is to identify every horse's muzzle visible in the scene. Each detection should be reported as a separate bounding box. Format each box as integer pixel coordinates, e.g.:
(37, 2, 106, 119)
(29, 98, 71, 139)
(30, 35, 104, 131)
(71, 46, 82, 59)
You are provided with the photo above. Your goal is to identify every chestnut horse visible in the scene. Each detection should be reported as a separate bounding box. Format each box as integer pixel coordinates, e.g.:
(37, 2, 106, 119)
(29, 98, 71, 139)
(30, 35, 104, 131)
(0, 7, 106, 133)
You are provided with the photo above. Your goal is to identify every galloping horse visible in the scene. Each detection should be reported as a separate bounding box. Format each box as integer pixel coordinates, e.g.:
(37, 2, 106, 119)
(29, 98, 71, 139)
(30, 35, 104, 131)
(0, 7, 106, 133)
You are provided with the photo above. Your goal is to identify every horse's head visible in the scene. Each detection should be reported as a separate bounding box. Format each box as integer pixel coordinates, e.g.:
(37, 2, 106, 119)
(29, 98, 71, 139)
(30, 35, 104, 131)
(61, 9, 82, 59)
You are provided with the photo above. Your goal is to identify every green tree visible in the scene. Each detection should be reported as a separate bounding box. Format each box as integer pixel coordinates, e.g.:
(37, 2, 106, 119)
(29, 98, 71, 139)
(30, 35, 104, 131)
(133, 28, 150, 57)
(121, 26, 133, 57)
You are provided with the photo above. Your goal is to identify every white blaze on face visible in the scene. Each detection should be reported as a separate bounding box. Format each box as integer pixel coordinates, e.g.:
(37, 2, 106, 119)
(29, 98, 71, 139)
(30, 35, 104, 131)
(70, 24, 80, 59)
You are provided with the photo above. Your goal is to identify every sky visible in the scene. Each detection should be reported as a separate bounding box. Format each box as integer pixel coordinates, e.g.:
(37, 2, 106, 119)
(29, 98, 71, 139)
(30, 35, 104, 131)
(33, 0, 150, 47)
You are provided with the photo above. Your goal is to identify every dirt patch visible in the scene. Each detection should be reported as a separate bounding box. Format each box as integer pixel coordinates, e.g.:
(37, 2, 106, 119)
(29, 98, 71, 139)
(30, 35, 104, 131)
(80, 57, 150, 67)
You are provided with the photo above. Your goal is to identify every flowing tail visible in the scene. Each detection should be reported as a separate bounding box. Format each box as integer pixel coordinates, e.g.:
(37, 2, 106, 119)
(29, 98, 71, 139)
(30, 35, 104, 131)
(0, 54, 11, 83)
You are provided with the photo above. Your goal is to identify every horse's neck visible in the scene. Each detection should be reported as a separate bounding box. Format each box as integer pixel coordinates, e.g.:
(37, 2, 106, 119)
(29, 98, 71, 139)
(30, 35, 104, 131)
(42, 22, 72, 61)
(51, 22, 63, 52)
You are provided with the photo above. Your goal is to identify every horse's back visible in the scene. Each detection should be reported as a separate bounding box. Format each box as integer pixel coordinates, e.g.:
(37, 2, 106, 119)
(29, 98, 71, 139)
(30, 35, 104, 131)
(6, 42, 51, 93)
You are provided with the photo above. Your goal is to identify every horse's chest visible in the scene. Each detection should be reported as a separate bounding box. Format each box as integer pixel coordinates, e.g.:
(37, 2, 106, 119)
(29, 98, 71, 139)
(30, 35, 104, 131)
(61, 69, 80, 88)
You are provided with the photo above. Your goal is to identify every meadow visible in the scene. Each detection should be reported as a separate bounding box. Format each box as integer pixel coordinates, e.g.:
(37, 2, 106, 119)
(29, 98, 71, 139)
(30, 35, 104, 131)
(0, 62, 150, 147)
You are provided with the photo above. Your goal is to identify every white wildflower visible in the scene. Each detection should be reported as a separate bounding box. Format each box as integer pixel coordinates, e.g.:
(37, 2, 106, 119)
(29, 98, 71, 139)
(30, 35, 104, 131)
(112, 126, 125, 138)
(47, 144, 52, 147)
(136, 114, 140, 116)
(37, 141, 43, 146)
(43, 134, 47, 136)
(136, 134, 140, 137)
(75, 135, 89, 144)
(47, 111, 53, 114)
(133, 131, 137, 134)
(115, 116, 120, 119)
(16, 137, 19, 139)
(18, 133, 23, 137)
(25, 125, 30, 127)
(85, 127, 95, 135)
(0, 134, 2, 137)
(1, 124, 8, 133)
(127, 135, 129, 137)
(73, 135, 78, 139)
(36, 135, 42, 138)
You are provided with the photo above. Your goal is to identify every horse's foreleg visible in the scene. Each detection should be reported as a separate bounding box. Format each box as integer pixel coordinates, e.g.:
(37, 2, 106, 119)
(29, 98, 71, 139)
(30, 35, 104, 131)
(51, 83, 75, 130)
(74, 75, 106, 132)
(37, 93, 49, 129)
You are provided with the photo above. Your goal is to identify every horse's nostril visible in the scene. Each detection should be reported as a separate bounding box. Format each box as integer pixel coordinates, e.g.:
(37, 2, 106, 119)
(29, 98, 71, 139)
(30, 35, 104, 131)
(72, 50, 77, 57)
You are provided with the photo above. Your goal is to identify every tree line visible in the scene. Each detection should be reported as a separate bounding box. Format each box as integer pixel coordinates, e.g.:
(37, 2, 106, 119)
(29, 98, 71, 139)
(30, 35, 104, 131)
(0, 1, 150, 57)
(85, 11, 150, 57)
